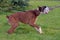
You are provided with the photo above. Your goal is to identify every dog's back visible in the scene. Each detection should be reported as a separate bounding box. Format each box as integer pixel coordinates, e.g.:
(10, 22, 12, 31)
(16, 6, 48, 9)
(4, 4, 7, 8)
(7, 9, 40, 34)
(7, 9, 40, 24)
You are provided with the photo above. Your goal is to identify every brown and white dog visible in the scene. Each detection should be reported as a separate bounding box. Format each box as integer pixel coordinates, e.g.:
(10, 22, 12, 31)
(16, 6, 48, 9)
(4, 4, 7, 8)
(6, 6, 50, 34)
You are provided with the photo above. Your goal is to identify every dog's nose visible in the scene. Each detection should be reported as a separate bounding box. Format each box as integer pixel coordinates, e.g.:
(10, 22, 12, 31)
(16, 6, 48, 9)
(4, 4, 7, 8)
(44, 11, 48, 14)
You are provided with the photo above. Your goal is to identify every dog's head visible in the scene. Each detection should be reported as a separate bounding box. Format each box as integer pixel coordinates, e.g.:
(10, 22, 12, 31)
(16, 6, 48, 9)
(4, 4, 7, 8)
(38, 6, 50, 14)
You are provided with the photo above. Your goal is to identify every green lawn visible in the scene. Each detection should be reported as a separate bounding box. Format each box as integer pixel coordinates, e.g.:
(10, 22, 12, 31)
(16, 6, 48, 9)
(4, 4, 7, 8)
(0, 1, 60, 40)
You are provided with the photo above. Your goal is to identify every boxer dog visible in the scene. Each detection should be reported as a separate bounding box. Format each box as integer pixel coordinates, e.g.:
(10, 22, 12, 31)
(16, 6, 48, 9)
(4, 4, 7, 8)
(6, 6, 49, 34)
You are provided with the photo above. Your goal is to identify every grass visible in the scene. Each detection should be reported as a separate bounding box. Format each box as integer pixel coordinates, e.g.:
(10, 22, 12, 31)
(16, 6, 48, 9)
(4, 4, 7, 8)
(0, 1, 60, 40)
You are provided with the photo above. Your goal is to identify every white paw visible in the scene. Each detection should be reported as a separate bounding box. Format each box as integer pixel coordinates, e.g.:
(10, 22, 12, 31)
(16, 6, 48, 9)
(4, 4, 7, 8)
(39, 27, 43, 34)
(34, 27, 43, 34)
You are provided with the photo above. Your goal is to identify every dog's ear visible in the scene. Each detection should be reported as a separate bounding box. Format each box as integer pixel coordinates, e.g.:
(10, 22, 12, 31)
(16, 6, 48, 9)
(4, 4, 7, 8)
(38, 6, 42, 11)
(38, 6, 47, 12)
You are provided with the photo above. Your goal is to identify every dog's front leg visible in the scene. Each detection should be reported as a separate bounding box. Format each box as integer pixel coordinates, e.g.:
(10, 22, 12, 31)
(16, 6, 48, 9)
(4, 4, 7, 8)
(29, 23, 43, 34)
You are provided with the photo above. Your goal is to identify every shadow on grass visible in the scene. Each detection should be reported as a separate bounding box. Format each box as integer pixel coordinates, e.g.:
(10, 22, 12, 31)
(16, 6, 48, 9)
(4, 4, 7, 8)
(15, 27, 30, 34)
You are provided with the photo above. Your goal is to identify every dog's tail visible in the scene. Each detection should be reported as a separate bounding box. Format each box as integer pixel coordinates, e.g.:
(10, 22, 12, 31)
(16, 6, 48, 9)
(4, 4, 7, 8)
(6, 16, 9, 18)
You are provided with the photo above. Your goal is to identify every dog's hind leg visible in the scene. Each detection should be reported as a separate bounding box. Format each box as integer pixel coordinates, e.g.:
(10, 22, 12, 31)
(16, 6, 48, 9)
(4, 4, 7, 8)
(7, 17, 19, 34)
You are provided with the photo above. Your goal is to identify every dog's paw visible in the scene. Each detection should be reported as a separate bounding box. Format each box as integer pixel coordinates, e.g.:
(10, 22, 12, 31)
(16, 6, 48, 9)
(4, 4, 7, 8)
(38, 27, 43, 34)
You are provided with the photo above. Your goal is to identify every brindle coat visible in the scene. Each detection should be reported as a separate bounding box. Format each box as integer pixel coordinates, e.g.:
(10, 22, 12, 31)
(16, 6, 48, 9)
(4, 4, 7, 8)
(7, 6, 46, 34)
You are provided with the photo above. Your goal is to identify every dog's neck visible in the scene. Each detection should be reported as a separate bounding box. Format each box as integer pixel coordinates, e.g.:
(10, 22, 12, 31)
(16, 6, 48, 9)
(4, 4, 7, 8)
(33, 9, 40, 16)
